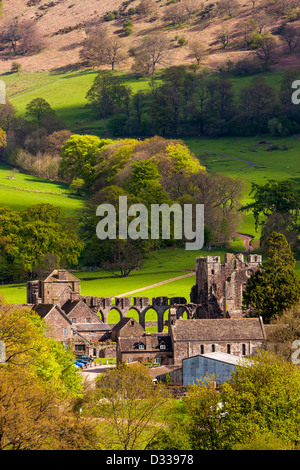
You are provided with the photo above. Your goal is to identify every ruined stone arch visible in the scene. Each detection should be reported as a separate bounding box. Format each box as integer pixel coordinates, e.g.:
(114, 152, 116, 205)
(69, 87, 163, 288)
(125, 306, 141, 324)
(97, 309, 105, 322)
(175, 305, 189, 319)
(141, 306, 165, 332)
(107, 307, 123, 324)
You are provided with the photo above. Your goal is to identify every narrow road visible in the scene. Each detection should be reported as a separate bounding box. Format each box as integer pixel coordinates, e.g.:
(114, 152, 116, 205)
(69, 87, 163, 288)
(117, 234, 254, 298)
(235, 232, 254, 253)
(210, 152, 256, 168)
(117, 272, 195, 297)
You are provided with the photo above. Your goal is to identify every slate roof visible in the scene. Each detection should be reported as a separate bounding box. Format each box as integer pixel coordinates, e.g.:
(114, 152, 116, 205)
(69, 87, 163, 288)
(43, 269, 80, 283)
(111, 317, 134, 332)
(74, 323, 111, 332)
(31, 304, 54, 318)
(61, 299, 103, 323)
(171, 318, 266, 341)
(32, 303, 72, 324)
(119, 334, 172, 352)
(61, 299, 82, 314)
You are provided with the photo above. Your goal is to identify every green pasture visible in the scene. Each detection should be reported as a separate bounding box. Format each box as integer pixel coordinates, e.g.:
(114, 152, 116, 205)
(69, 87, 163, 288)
(0, 163, 85, 216)
(3, 68, 285, 133)
(184, 136, 300, 190)
(4, 69, 153, 131)
(184, 135, 300, 240)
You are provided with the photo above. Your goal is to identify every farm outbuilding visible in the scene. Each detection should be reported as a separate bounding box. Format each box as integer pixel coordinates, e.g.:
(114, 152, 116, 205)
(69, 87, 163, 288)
(182, 352, 245, 386)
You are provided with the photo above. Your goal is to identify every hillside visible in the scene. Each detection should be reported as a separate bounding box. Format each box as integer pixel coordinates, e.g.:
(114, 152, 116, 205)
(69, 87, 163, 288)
(0, 0, 299, 73)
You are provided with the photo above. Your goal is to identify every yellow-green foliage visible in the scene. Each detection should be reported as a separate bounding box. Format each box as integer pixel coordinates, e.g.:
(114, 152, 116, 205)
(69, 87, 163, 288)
(166, 142, 205, 174)
(0, 128, 6, 149)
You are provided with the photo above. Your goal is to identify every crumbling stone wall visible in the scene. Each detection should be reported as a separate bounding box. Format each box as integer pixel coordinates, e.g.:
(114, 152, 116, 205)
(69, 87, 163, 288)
(190, 253, 262, 318)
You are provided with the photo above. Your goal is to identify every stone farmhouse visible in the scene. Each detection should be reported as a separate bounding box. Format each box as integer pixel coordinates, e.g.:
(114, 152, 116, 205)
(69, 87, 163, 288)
(24, 253, 267, 370)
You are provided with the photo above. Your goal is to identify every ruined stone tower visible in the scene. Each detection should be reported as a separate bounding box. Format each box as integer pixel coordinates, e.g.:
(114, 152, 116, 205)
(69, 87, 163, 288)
(190, 253, 262, 318)
(27, 269, 81, 306)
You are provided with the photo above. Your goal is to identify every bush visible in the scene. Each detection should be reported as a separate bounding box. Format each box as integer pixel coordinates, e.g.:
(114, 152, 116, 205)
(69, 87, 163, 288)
(104, 12, 115, 21)
(123, 20, 133, 36)
(11, 62, 21, 72)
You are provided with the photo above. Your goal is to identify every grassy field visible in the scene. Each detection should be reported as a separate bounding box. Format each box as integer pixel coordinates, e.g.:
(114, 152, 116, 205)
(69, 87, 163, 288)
(4, 69, 152, 132)
(185, 136, 300, 190)
(3, 68, 286, 133)
(184, 135, 300, 239)
(0, 163, 85, 216)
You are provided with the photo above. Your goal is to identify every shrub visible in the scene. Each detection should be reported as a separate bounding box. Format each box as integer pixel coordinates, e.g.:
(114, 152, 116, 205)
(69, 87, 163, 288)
(11, 61, 21, 72)
(104, 12, 116, 21)
(123, 20, 133, 36)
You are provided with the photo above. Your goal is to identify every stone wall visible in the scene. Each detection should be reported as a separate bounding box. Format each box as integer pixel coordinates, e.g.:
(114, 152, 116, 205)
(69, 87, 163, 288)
(191, 253, 262, 318)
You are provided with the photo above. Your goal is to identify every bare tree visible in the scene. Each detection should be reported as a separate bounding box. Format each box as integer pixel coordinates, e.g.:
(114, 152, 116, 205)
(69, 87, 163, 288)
(255, 35, 277, 65)
(251, 12, 273, 34)
(0, 18, 21, 54)
(188, 40, 206, 65)
(104, 37, 127, 71)
(132, 34, 170, 76)
(80, 26, 126, 70)
(163, 2, 189, 27)
(136, 0, 158, 17)
(80, 25, 108, 66)
(101, 240, 143, 277)
(217, 0, 240, 18)
(281, 24, 300, 54)
(18, 20, 46, 54)
(216, 26, 231, 49)
(0, 18, 45, 55)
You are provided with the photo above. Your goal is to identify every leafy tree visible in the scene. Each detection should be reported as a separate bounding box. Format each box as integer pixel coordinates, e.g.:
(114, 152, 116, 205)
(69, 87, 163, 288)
(0, 128, 6, 149)
(184, 350, 300, 449)
(25, 98, 57, 128)
(266, 302, 300, 362)
(11, 61, 21, 73)
(254, 34, 278, 66)
(83, 363, 168, 450)
(222, 351, 300, 447)
(59, 134, 113, 185)
(0, 101, 17, 131)
(183, 375, 233, 450)
(238, 77, 277, 132)
(123, 20, 133, 36)
(240, 179, 300, 240)
(0, 303, 96, 450)
(242, 232, 300, 322)
(86, 71, 132, 127)
(123, 159, 161, 196)
(0, 204, 84, 281)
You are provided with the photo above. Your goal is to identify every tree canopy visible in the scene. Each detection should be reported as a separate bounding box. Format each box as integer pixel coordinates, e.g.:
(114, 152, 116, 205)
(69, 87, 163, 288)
(0, 204, 84, 281)
(242, 232, 300, 323)
(183, 350, 300, 450)
(0, 301, 97, 450)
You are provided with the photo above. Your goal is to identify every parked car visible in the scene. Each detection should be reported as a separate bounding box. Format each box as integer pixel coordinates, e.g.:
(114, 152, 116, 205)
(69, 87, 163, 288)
(76, 354, 93, 363)
(74, 360, 85, 369)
